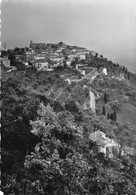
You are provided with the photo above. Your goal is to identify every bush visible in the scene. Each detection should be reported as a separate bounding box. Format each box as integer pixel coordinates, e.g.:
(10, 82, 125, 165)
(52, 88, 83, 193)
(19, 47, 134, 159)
(32, 83, 39, 90)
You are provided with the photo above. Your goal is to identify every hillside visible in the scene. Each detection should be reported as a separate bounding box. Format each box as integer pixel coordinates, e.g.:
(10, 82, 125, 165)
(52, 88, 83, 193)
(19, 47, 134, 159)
(1, 43, 136, 194)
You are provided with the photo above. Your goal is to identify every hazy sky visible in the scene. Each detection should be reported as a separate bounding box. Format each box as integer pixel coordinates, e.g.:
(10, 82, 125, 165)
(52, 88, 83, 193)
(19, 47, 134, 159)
(1, 0, 136, 72)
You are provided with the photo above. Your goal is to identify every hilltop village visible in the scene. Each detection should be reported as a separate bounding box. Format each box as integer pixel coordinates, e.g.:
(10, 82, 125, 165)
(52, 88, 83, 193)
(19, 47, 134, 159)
(2, 41, 105, 71)
(1, 41, 136, 194)
(1, 41, 128, 73)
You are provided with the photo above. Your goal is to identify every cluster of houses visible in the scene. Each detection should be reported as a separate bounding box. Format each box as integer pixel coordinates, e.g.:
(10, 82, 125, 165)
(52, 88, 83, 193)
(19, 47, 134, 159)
(1, 41, 103, 72)
(28, 41, 96, 71)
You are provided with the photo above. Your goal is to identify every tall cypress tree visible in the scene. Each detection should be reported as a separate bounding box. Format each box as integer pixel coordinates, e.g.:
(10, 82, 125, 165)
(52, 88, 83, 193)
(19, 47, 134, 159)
(113, 110, 117, 122)
(102, 105, 106, 116)
(125, 68, 128, 74)
(95, 53, 98, 59)
(104, 91, 107, 104)
(107, 113, 110, 119)
(128, 73, 130, 80)
(110, 113, 114, 121)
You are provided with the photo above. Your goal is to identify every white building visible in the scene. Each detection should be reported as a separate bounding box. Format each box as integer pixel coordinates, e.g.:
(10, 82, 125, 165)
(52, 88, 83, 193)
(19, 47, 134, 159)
(90, 51, 96, 57)
(66, 60, 71, 67)
(25, 51, 32, 56)
(35, 60, 48, 70)
(103, 68, 108, 75)
(89, 130, 119, 157)
(82, 70, 86, 75)
(68, 54, 78, 60)
(23, 62, 29, 67)
(2, 58, 10, 68)
(78, 54, 86, 60)
(72, 48, 77, 53)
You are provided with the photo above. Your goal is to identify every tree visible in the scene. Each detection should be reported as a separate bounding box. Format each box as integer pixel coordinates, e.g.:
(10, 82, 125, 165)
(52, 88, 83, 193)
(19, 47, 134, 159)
(110, 113, 114, 121)
(102, 105, 106, 116)
(107, 113, 110, 119)
(113, 110, 117, 122)
(95, 53, 98, 59)
(16, 61, 26, 71)
(65, 100, 79, 114)
(100, 55, 103, 59)
(125, 67, 128, 74)
(24, 103, 88, 194)
(71, 60, 76, 68)
(24, 103, 136, 195)
(63, 60, 67, 69)
(104, 91, 108, 104)
(2, 97, 136, 194)
(1, 75, 43, 194)
(128, 73, 130, 80)
(8, 53, 16, 66)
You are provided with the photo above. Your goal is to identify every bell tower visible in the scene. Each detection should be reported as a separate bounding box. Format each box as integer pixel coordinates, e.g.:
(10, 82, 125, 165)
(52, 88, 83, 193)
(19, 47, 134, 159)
(30, 40, 33, 48)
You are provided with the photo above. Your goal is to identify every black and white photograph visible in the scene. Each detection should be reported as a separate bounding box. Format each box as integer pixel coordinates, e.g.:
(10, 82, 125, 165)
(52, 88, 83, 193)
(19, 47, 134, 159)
(1, 0, 136, 194)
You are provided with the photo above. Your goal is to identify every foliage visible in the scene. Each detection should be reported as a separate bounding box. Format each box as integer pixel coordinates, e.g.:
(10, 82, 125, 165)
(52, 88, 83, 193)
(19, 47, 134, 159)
(24, 103, 136, 195)
(102, 105, 106, 115)
(113, 110, 117, 122)
(104, 91, 107, 104)
(2, 76, 43, 193)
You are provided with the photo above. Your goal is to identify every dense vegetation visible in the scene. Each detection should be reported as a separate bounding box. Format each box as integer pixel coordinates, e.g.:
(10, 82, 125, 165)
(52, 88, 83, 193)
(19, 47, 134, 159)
(1, 49, 136, 194)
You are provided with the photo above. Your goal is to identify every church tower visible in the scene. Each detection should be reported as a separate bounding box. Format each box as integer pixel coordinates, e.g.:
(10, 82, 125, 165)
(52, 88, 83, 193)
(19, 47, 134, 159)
(30, 40, 33, 48)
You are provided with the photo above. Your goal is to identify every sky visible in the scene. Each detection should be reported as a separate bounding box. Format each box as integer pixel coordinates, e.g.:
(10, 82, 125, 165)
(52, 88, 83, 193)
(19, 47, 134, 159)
(1, 0, 136, 72)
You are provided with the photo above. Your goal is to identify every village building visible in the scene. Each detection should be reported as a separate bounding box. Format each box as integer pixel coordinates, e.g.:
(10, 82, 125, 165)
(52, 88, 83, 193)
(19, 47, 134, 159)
(68, 54, 79, 60)
(35, 59, 48, 70)
(71, 49, 77, 53)
(30, 41, 47, 50)
(23, 61, 29, 67)
(1, 57, 11, 68)
(90, 51, 96, 57)
(78, 54, 86, 60)
(89, 130, 119, 158)
(1, 57, 17, 71)
(102, 68, 108, 75)
(81, 70, 86, 75)
(66, 60, 71, 67)
(49, 53, 60, 59)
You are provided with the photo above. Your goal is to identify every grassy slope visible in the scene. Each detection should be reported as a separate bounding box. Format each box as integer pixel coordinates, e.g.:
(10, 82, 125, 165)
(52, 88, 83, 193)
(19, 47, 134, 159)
(117, 102, 136, 131)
